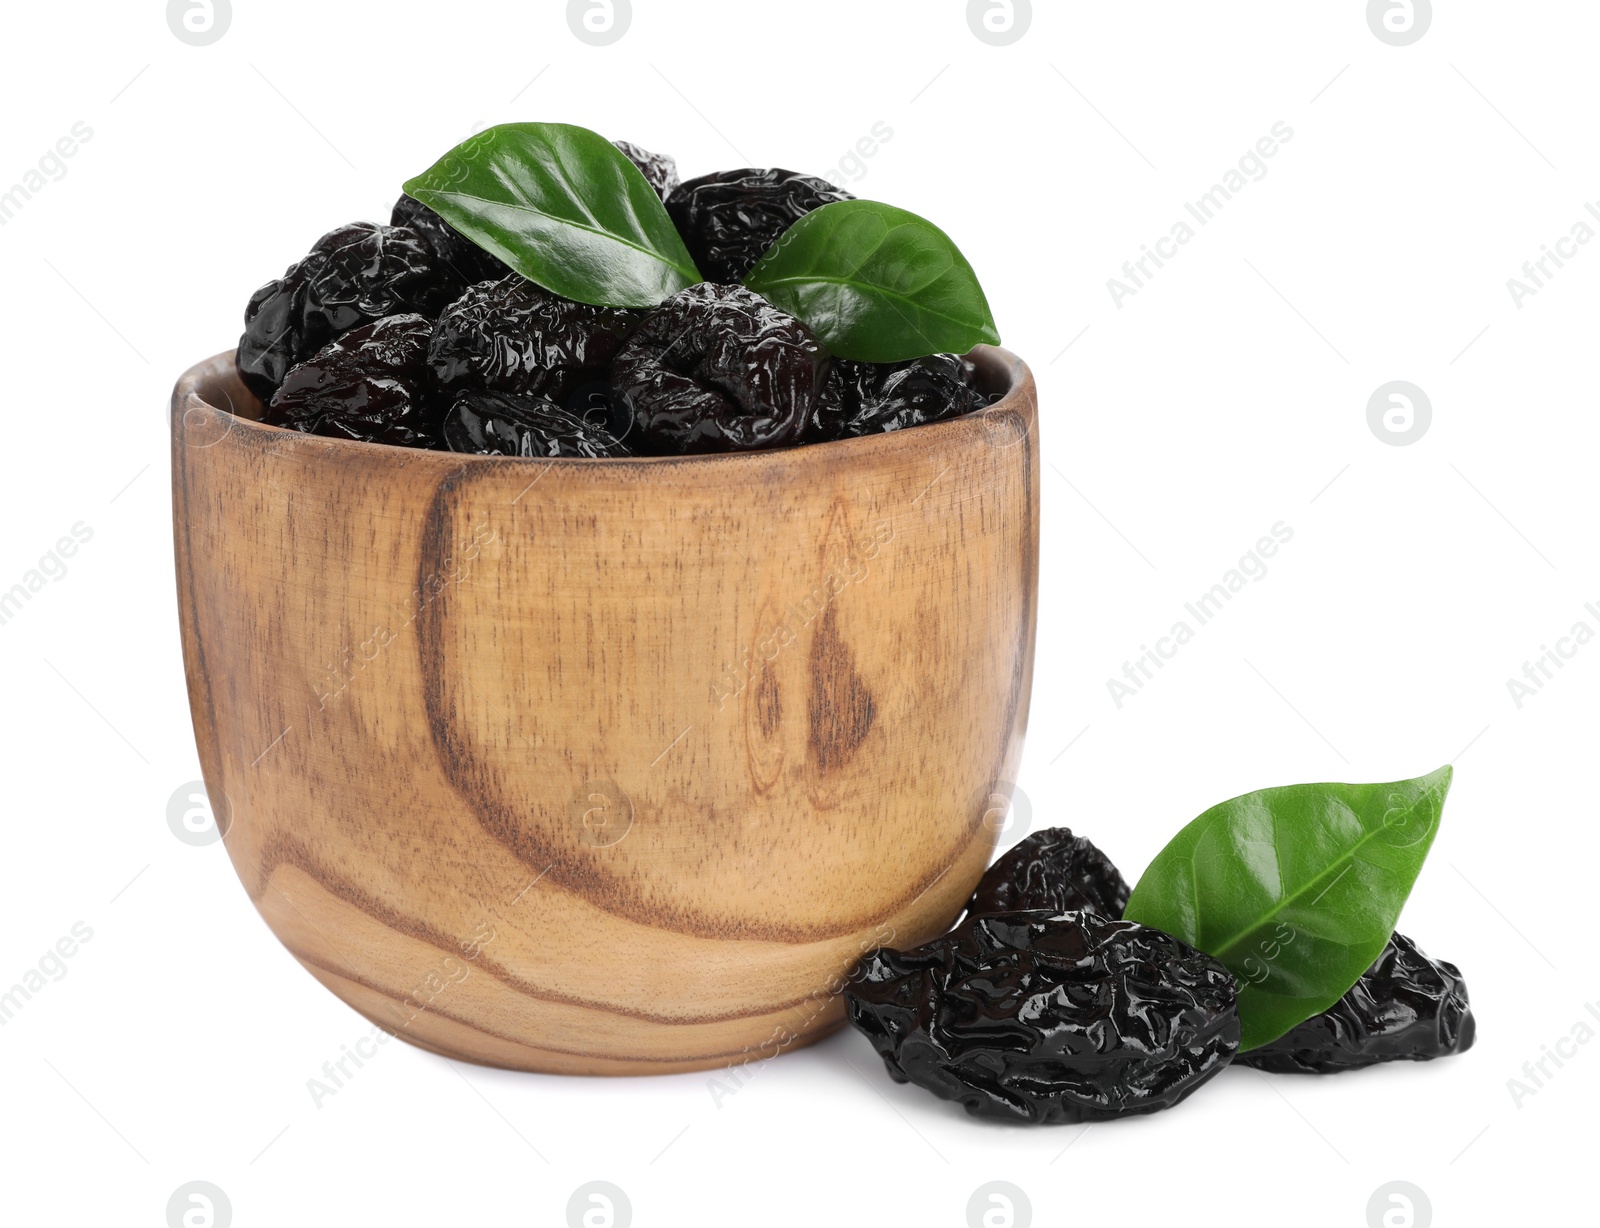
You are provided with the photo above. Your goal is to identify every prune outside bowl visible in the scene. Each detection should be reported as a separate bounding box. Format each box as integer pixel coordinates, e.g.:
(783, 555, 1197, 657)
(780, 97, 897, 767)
(170, 346, 1039, 1075)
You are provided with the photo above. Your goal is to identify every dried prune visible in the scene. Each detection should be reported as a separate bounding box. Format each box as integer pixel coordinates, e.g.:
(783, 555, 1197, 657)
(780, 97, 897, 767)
(1239, 934, 1475, 1074)
(391, 194, 507, 285)
(265, 314, 438, 448)
(965, 827, 1130, 921)
(845, 911, 1240, 1124)
(429, 274, 641, 404)
(666, 168, 853, 283)
(238, 222, 460, 401)
(238, 247, 329, 401)
(806, 354, 989, 444)
(611, 283, 830, 454)
(442, 391, 629, 458)
(614, 140, 679, 201)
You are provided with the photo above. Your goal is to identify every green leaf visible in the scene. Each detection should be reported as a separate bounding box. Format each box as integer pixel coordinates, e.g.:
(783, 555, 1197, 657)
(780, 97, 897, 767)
(403, 122, 700, 308)
(742, 200, 999, 362)
(1123, 766, 1452, 1051)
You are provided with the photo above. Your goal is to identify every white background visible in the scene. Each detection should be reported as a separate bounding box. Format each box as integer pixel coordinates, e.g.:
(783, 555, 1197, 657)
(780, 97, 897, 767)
(0, 2, 1593, 1225)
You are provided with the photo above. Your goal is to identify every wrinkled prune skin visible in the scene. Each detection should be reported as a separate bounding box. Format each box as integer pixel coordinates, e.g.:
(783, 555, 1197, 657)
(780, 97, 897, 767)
(965, 827, 1131, 921)
(429, 274, 641, 405)
(666, 168, 854, 283)
(806, 354, 989, 444)
(561, 378, 633, 444)
(238, 222, 460, 401)
(391, 194, 508, 285)
(238, 252, 327, 401)
(614, 140, 679, 201)
(612, 283, 830, 454)
(845, 911, 1241, 1124)
(1240, 934, 1475, 1074)
(265, 314, 438, 448)
(443, 391, 629, 459)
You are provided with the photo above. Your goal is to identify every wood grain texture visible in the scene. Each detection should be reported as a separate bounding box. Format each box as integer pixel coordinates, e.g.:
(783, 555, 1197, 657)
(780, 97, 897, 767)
(170, 346, 1040, 1074)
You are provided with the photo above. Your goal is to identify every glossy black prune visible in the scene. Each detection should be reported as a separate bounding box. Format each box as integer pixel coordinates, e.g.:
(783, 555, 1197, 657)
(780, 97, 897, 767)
(443, 390, 629, 459)
(845, 911, 1241, 1124)
(807, 354, 990, 444)
(391, 194, 507, 285)
(265, 313, 438, 448)
(666, 168, 854, 283)
(614, 140, 679, 201)
(238, 222, 460, 401)
(965, 827, 1131, 921)
(1239, 933, 1475, 1074)
(612, 283, 829, 454)
(429, 274, 641, 404)
(561, 379, 633, 444)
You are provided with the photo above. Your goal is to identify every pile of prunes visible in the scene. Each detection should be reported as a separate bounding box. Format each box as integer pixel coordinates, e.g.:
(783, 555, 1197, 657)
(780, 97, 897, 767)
(844, 828, 1476, 1124)
(234, 143, 993, 457)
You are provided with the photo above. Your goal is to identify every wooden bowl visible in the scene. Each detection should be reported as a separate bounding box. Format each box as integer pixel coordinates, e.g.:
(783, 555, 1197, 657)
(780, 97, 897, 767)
(170, 347, 1039, 1074)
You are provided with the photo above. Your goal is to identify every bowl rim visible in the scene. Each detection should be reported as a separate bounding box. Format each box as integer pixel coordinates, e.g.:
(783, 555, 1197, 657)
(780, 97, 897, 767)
(172, 344, 1035, 468)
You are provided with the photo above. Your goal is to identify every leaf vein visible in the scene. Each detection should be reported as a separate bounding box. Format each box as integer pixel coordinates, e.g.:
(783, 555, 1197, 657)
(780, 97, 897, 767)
(421, 189, 695, 279)
(1207, 814, 1428, 962)
(750, 273, 979, 331)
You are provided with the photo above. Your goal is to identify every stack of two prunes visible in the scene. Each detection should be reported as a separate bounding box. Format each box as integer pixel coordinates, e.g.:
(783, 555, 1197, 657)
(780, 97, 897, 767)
(843, 827, 1476, 1124)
